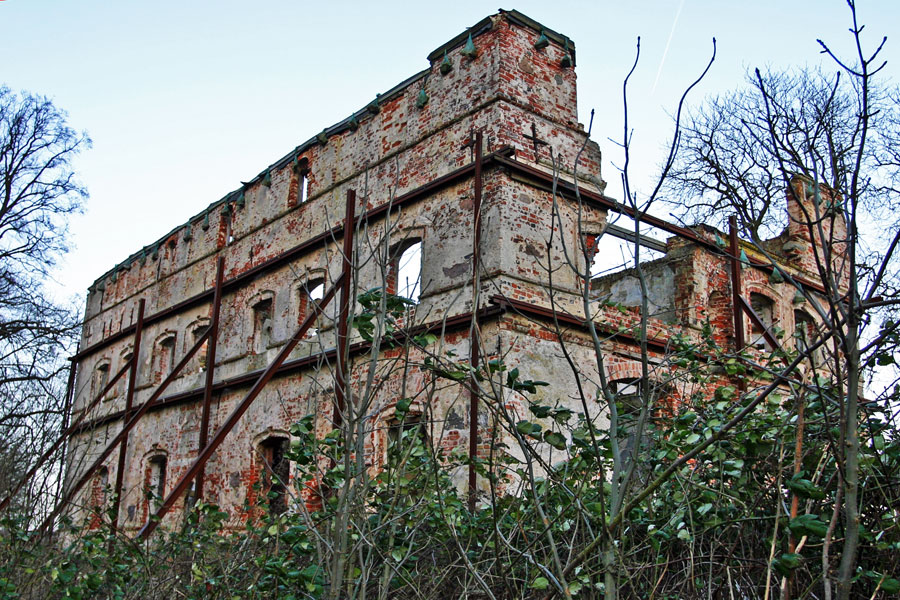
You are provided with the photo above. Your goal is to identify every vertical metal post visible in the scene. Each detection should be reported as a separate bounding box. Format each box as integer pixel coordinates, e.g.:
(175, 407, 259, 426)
(333, 189, 356, 429)
(468, 131, 483, 512)
(195, 256, 225, 501)
(110, 299, 145, 537)
(728, 216, 745, 351)
(51, 360, 78, 531)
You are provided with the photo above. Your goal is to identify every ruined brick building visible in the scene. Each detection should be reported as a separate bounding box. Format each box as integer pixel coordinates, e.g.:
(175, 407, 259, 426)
(57, 10, 844, 534)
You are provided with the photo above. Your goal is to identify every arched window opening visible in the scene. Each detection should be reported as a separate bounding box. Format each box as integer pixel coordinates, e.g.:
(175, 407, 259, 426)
(92, 362, 110, 401)
(289, 159, 310, 208)
(118, 348, 134, 396)
(146, 455, 167, 510)
(794, 309, 823, 366)
(88, 466, 110, 528)
(583, 233, 601, 277)
(94, 466, 109, 507)
(298, 279, 325, 337)
(386, 413, 429, 475)
(153, 334, 177, 383)
(258, 437, 290, 515)
(749, 293, 776, 351)
(389, 240, 422, 303)
(300, 173, 309, 204)
(609, 378, 648, 467)
(191, 322, 210, 372)
(252, 297, 274, 353)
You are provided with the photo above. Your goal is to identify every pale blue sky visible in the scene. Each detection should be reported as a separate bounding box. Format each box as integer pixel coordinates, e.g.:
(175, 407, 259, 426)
(1, 1, 897, 304)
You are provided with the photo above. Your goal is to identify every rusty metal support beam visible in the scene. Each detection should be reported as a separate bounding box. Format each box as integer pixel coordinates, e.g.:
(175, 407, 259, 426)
(39, 326, 211, 535)
(137, 283, 339, 540)
(195, 256, 225, 501)
(729, 216, 746, 352)
(333, 190, 357, 430)
(0, 342, 132, 514)
(110, 299, 145, 537)
(467, 130, 483, 512)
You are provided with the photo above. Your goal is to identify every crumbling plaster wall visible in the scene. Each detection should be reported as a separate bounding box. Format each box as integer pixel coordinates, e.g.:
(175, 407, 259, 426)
(66, 11, 610, 527)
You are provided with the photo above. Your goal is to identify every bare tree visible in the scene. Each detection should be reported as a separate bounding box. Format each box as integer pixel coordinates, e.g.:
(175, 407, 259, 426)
(0, 86, 89, 518)
(666, 67, 887, 243)
(663, 3, 900, 598)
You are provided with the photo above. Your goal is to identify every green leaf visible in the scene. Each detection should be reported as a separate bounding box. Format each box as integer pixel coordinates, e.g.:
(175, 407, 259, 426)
(677, 411, 698, 424)
(529, 404, 552, 418)
(772, 553, 802, 577)
(552, 408, 574, 424)
(786, 473, 826, 500)
(544, 431, 567, 450)
(789, 514, 828, 538)
(881, 578, 900, 594)
(488, 359, 506, 373)
(684, 433, 701, 445)
(516, 420, 542, 439)
(531, 577, 549, 590)
(506, 367, 520, 388)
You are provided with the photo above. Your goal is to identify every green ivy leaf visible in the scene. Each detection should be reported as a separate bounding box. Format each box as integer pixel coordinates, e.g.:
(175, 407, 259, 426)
(772, 553, 802, 577)
(786, 473, 826, 500)
(531, 577, 549, 590)
(544, 431, 567, 450)
(789, 514, 828, 538)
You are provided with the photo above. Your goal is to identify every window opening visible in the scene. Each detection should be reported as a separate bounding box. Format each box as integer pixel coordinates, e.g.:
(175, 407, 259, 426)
(299, 280, 325, 337)
(147, 455, 167, 510)
(89, 466, 110, 528)
(300, 173, 309, 203)
(610, 378, 646, 467)
(390, 240, 422, 303)
(192, 324, 210, 371)
(154, 334, 177, 382)
(387, 414, 427, 446)
(794, 309, 822, 366)
(258, 437, 290, 515)
(119, 350, 133, 396)
(749, 293, 776, 350)
(94, 466, 110, 507)
(252, 297, 274, 353)
(93, 362, 110, 400)
(386, 414, 428, 472)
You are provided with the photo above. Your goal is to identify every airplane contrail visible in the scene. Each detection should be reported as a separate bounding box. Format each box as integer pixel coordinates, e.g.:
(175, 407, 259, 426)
(651, 0, 686, 95)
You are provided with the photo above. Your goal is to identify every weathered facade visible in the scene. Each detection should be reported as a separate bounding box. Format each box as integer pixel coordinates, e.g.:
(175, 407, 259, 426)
(62, 10, 843, 534)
